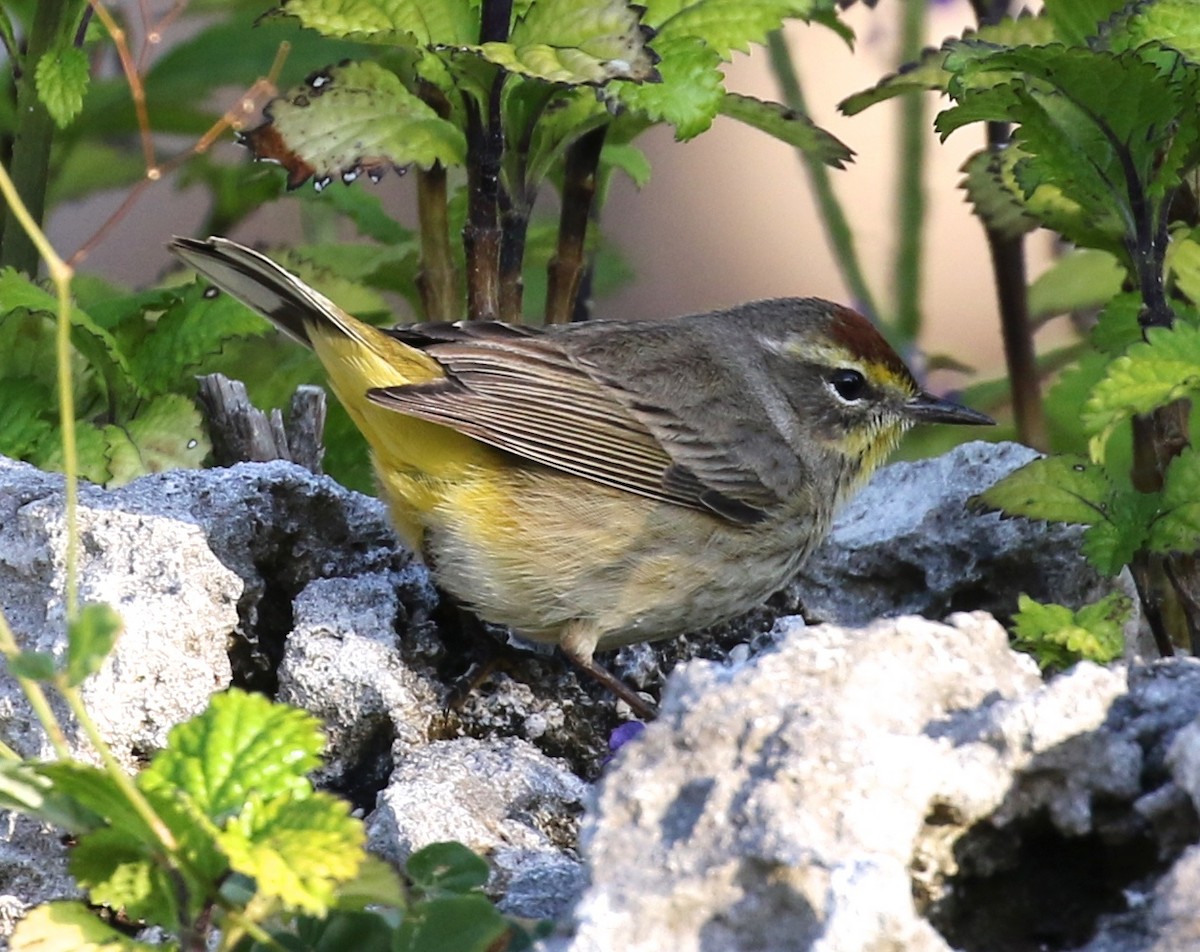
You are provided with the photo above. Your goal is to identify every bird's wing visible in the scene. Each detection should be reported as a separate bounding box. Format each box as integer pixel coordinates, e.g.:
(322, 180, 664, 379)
(367, 323, 772, 524)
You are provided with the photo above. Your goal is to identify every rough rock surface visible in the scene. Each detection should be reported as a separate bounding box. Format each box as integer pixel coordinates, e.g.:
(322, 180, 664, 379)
(793, 440, 1126, 631)
(551, 613, 1200, 952)
(1, 444, 1196, 949)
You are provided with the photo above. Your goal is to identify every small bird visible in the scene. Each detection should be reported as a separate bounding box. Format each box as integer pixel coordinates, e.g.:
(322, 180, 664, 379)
(170, 236, 993, 717)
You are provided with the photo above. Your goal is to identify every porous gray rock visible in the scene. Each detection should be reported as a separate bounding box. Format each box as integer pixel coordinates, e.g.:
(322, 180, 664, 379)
(365, 736, 588, 919)
(553, 614, 1200, 952)
(794, 440, 1128, 633)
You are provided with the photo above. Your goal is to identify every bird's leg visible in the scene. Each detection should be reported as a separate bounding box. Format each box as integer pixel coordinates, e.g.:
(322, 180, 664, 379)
(560, 622, 659, 721)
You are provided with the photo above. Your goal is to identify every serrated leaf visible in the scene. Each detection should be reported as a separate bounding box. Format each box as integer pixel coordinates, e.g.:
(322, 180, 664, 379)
(69, 827, 177, 925)
(241, 60, 467, 189)
(0, 270, 136, 400)
(394, 894, 510, 952)
(456, 0, 659, 84)
(718, 93, 851, 167)
(35, 45, 90, 128)
(274, 0, 476, 45)
(606, 32, 724, 140)
(128, 280, 270, 396)
(140, 689, 325, 824)
(1081, 488, 1159, 574)
(958, 147, 1040, 239)
(1042, 0, 1126, 47)
(407, 842, 490, 897)
(1150, 445, 1200, 553)
(103, 395, 209, 486)
(1012, 591, 1128, 668)
(973, 454, 1112, 525)
(329, 855, 407, 911)
(657, 0, 835, 59)
(9, 901, 154, 952)
(217, 791, 364, 915)
(66, 603, 123, 687)
(1098, 0, 1200, 62)
(1083, 322, 1200, 455)
(32, 421, 113, 486)
(839, 14, 1055, 116)
(290, 909, 397, 952)
(1089, 292, 1144, 355)
(937, 43, 1200, 253)
(0, 377, 55, 460)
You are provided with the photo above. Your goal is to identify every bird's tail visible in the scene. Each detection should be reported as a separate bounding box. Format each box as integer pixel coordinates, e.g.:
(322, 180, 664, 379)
(168, 235, 363, 347)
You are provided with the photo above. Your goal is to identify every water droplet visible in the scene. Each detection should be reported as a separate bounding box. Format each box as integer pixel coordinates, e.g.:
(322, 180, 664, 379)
(202, 286, 220, 299)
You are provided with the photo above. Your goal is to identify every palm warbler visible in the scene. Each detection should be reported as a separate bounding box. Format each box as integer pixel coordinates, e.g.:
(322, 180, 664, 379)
(170, 236, 992, 716)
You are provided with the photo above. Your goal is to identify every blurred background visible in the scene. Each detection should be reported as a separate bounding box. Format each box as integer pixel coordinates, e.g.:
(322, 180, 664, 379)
(45, 0, 1054, 383)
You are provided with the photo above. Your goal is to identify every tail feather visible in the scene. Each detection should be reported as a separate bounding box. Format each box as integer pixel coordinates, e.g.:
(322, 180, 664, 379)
(168, 236, 359, 347)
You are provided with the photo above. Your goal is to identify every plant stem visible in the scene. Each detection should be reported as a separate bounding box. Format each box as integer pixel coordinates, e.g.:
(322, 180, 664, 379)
(766, 30, 879, 322)
(893, 0, 927, 344)
(0, 0, 74, 274)
(968, 0, 1046, 448)
(60, 682, 179, 850)
(0, 161, 80, 617)
(546, 126, 606, 324)
(417, 162, 460, 319)
(0, 614, 72, 758)
(463, 0, 513, 321)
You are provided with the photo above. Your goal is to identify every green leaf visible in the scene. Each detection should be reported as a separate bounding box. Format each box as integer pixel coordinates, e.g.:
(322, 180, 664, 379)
(1167, 230, 1200, 306)
(394, 894, 510, 952)
(718, 93, 851, 167)
(937, 43, 1200, 254)
(1150, 445, 1200, 553)
(35, 44, 90, 128)
(103, 394, 209, 486)
(330, 855, 407, 911)
(8, 651, 58, 682)
(240, 60, 467, 189)
(1083, 322, 1200, 456)
(459, 0, 659, 84)
(66, 603, 123, 687)
(653, 0, 835, 59)
(69, 827, 177, 925)
(290, 909, 397, 952)
(973, 454, 1112, 525)
(0, 762, 106, 834)
(1011, 591, 1128, 668)
(407, 842, 490, 897)
(1089, 292, 1144, 355)
(0, 270, 136, 401)
(606, 32, 724, 140)
(839, 14, 1055, 116)
(273, 0, 476, 45)
(127, 280, 270, 397)
(37, 763, 159, 839)
(1042, 0, 1126, 47)
(1028, 248, 1124, 321)
(0, 376, 55, 460)
(217, 791, 365, 915)
(1081, 488, 1160, 574)
(10, 901, 156, 952)
(958, 147, 1041, 240)
(1099, 0, 1200, 62)
(140, 689, 325, 824)
(600, 141, 651, 187)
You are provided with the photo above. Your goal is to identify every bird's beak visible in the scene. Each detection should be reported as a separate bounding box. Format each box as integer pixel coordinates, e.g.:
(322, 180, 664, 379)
(906, 391, 995, 426)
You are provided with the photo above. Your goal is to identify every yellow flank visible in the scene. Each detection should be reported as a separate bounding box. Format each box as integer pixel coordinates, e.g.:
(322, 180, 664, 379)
(306, 318, 508, 553)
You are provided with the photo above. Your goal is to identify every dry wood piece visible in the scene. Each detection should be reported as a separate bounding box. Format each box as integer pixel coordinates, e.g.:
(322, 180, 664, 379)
(196, 373, 326, 473)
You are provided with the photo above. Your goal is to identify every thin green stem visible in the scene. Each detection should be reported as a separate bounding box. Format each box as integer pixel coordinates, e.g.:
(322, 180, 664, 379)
(0, 614, 72, 759)
(766, 30, 879, 322)
(60, 682, 179, 851)
(0, 159, 80, 619)
(893, 0, 928, 344)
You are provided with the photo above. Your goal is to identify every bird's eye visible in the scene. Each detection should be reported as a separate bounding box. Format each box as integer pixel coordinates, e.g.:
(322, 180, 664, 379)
(829, 368, 867, 402)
